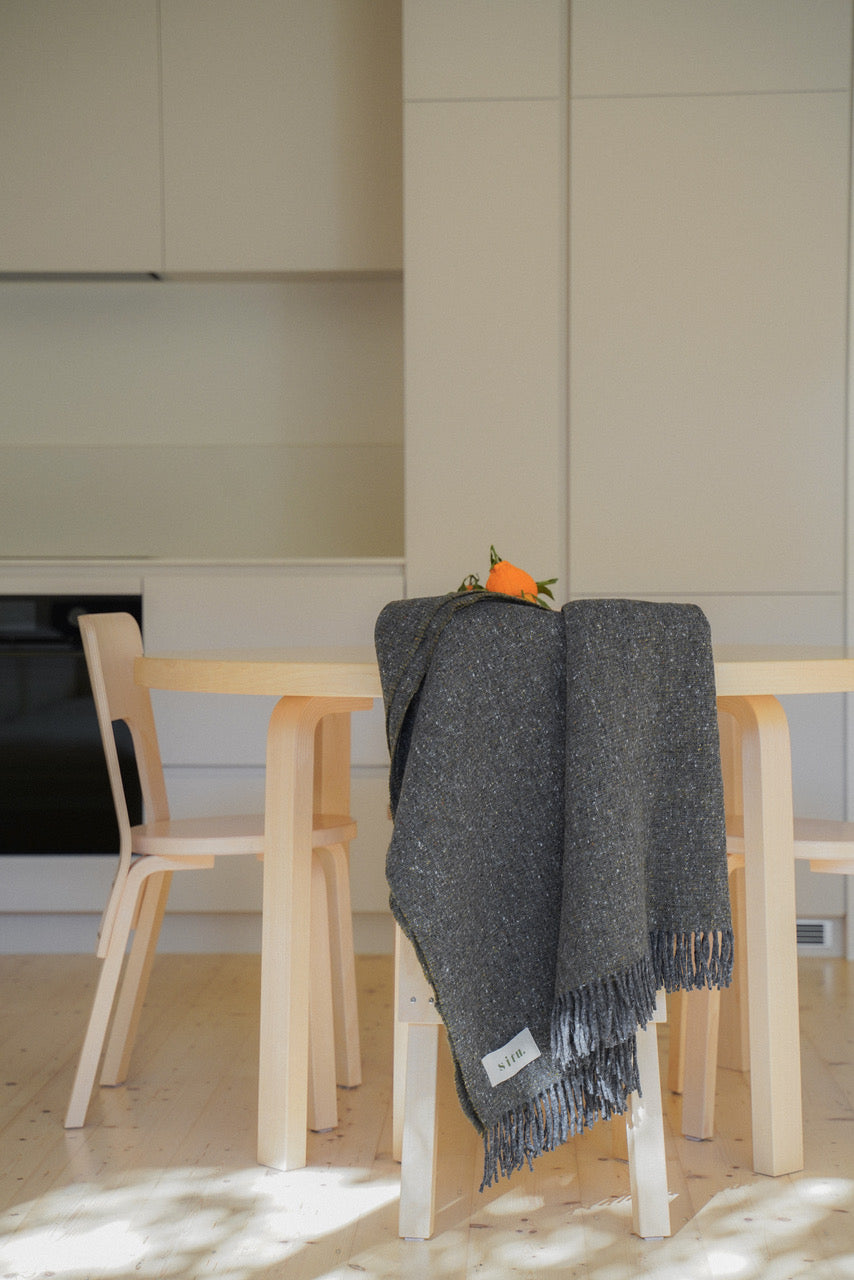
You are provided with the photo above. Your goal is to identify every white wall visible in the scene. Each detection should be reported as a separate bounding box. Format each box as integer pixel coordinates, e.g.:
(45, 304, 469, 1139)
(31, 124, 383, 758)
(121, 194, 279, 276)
(0, 278, 403, 558)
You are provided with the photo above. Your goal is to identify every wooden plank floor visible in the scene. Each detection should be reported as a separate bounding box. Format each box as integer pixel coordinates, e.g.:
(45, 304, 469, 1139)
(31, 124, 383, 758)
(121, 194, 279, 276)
(1, 953, 853, 1279)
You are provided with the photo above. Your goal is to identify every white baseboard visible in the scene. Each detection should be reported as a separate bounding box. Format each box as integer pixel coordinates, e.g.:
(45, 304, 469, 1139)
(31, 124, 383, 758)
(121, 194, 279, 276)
(0, 910, 394, 955)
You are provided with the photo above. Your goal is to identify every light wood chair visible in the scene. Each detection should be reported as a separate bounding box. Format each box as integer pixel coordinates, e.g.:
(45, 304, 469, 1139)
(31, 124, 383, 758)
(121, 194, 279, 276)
(64, 611, 361, 1133)
(392, 924, 671, 1241)
(672, 708, 854, 1140)
(674, 823, 854, 1139)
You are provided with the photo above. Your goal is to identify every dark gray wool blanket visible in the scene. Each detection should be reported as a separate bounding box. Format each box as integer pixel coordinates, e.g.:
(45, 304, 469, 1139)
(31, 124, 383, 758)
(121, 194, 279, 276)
(375, 591, 733, 1190)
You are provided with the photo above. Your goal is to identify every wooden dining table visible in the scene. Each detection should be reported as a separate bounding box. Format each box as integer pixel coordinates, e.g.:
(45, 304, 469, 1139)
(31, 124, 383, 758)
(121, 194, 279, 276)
(135, 641, 854, 1180)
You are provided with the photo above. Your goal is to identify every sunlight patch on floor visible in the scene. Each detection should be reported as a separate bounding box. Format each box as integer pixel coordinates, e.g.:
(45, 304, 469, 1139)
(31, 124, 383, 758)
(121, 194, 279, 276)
(1, 1219, 144, 1277)
(705, 1248, 751, 1277)
(0, 1163, 400, 1280)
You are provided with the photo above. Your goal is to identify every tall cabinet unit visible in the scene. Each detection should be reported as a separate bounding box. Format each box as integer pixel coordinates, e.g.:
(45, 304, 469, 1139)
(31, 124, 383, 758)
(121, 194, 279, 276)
(402, 1, 568, 598)
(567, 2, 850, 601)
(401, 1, 854, 949)
(567, 1, 853, 946)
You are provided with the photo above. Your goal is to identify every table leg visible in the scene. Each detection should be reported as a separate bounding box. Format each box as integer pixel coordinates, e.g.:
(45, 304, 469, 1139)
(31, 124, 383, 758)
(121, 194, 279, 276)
(314, 712, 353, 814)
(717, 709, 750, 1072)
(257, 694, 370, 1172)
(315, 711, 363, 1087)
(717, 694, 804, 1177)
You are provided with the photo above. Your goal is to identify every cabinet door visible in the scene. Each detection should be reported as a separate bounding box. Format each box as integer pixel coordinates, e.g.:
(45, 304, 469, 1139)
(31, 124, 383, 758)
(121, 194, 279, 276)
(160, 0, 402, 273)
(0, 1, 161, 272)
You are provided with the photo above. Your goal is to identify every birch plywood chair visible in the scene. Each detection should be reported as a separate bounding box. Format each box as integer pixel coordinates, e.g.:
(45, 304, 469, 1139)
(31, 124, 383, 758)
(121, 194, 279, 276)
(673, 707, 854, 1140)
(392, 924, 671, 1241)
(64, 611, 361, 1133)
(675, 823, 854, 1140)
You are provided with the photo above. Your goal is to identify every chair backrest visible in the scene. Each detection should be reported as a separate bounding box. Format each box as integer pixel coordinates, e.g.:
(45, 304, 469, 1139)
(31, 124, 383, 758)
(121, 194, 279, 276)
(79, 612, 170, 832)
(79, 613, 170, 953)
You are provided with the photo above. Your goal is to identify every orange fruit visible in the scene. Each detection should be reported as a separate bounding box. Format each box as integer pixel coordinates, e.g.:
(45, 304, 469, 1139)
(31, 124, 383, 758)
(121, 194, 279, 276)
(485, 558, 539, 600)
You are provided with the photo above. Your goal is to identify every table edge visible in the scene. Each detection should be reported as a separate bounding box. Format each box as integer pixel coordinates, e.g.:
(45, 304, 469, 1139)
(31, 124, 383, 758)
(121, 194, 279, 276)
(135, 653, 383, 698)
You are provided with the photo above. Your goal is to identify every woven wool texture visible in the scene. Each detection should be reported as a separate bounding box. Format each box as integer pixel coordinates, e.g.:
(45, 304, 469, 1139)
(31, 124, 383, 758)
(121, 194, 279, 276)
(376, 592, 733, 1187)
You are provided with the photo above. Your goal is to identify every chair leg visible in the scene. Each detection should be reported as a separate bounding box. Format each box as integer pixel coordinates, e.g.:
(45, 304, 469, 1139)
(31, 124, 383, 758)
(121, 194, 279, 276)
(680, 987, 721, 1140)
(394, 921, 670, 1242)
(307, 854, 339, 1133)
(392, 925, 408, 1163)
(626, 1003, 671, 1239)
(99, 870, 172, 1086)
(399, 1022, 440, 1241)
(316, 842, 362, 1088)
(71, 855, 340, 1136)
(395, 924, 443, 1239)
(666, 991, 687, 1094)
(717, 863, 750, 1071)
(675, 863, 748, 1137)
(392, 1017, 408, 1163)
(64, 860, 154, 1128)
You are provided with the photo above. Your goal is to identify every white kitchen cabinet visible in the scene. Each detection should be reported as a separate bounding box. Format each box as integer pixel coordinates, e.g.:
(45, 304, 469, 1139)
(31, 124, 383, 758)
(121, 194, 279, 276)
(567, 88, 849, 596)
(160, 0, 402, 273)
(566, 0, 851, 599)
(403, 0, 564, 100)
(0, 0, 402, 275)
(0, 0, 162, 272)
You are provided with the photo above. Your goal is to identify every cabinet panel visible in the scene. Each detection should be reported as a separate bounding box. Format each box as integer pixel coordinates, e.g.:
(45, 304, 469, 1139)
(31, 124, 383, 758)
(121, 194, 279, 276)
(0, 442, 403, 559)
(0, 1, 161, 272)
(404, 0, 564, 100)
(570, 0, 852, 97)
(404, 100, 565, 597)
(161, 0, 402, 272)
(568, 91, 848, 595)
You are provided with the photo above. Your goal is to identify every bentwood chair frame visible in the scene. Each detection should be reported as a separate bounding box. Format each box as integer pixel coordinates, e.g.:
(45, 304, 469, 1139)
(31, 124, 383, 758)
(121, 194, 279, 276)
(672, 710, 854, 1140)
(64, 611, 361, 1134)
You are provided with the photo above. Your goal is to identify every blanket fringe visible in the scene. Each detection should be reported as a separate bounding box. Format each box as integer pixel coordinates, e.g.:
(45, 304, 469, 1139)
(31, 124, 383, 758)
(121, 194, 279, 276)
(551, 954, 658, 1066)
(651, 926, 734, 992)
(481, 1038, 640, 1190)
(551, 928, 734, 1072)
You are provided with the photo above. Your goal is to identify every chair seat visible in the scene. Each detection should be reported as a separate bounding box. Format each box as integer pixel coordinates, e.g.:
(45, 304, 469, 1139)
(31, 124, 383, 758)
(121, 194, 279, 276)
(132, 812, 357, 856)
(727, 815, 854, 870)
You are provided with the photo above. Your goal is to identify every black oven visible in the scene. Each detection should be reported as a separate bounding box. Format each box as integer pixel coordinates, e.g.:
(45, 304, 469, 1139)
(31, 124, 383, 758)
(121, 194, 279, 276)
(0, 595, 143, 854)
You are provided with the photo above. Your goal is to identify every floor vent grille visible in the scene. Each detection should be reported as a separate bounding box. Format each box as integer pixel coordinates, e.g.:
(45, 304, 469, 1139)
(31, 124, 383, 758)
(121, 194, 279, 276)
(796, 918, 833, 951)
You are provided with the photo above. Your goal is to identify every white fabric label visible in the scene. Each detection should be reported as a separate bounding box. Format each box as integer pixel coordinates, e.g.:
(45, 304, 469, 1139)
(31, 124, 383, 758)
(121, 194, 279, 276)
(481, 1027, 541, 1087)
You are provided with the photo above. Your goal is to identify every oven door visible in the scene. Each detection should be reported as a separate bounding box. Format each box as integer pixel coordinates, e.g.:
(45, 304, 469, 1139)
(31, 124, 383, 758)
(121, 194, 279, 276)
(0, 595, 143, 855)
